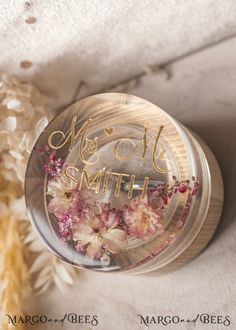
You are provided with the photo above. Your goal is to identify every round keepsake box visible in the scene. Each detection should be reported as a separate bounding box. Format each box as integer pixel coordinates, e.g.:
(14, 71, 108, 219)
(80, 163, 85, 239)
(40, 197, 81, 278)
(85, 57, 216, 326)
(25, 93, 223, 273)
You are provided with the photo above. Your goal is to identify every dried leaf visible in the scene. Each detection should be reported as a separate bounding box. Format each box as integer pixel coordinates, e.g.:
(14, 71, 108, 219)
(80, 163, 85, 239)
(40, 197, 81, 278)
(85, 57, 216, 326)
(55, 263, 74, 285)
(35, 116, 48, 135)
(30, 252, 51, 274)
(0, 116, 17, 132)
(53, 273, 65, 293)
(24, 229, 38, 244)
(4, 97, 22, 111)
(35, 280, 51, 296)
(34, 272, 51, 290)
(28, 239, 45, 252)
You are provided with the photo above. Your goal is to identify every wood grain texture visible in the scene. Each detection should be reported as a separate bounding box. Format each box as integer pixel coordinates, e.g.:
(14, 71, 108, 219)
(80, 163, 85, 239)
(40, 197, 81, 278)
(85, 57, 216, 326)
(149, 131, 224, 273)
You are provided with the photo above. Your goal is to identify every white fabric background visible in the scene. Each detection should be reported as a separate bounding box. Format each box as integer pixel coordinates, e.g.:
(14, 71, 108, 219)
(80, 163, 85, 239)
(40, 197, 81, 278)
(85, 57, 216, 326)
(0, 1, 236, 329)
(0, 0, 236, 107)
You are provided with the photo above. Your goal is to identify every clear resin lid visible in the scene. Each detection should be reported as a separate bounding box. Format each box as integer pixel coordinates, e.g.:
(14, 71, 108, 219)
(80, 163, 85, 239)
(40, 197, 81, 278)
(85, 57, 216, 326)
(25, 93, 209, 273)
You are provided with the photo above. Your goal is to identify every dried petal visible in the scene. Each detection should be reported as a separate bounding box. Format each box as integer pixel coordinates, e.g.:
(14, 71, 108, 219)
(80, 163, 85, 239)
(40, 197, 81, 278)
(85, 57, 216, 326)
(0, 116, 17, 132)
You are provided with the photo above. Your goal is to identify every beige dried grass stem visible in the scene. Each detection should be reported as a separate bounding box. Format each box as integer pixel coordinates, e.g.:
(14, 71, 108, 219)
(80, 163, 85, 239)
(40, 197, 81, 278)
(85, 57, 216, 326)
(0, 177, 30, 330)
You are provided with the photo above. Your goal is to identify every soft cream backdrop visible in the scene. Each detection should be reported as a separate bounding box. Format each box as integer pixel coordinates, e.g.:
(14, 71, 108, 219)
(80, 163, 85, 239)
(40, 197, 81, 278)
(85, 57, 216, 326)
(0, 0, 236, 107)
(0, 1, 236, 329)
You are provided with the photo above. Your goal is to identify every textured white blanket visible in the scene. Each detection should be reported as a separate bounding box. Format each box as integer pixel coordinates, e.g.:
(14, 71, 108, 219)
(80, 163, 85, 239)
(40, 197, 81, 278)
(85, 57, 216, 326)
(0, 0, 236, 107)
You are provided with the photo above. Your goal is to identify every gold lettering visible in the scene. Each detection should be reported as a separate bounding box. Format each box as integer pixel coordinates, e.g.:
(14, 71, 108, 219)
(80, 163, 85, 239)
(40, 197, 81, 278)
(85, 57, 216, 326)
(142, 122, 149, 158)
(110, 172, 130, 197)
(79, 120, 99, 165)
(103, 172, 111, 194)
(69, 115, 81, 151)
(86, 137, 98, 154)
(48, 117, 99, 164)
(63, 166, 80, 189)
(128, 175, 149, 199)
(79, 169, 103, 193)
(58, 166, 156, 199)
(102, 172, 130, 196)
(48, 116, 78, 150)
(48, 130, 70, 150)
(152, 126, 169, 173)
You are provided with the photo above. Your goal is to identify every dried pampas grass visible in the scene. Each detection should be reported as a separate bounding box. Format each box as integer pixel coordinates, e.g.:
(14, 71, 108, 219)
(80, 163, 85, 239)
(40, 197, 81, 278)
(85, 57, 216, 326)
(25, 227, 77, 295)
(0, 214, 30, 330)
(0, 175, 30, 330)
(0, 74, 79, 329)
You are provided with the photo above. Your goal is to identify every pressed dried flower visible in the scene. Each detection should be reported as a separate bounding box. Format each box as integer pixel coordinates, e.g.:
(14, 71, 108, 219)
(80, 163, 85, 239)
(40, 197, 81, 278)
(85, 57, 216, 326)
(123, 195, 164, 240)
(73, 204, 127, 259)
(44, 152, 63, 177)
(45, 149, 198, 257)
(47, 176, 82, 215)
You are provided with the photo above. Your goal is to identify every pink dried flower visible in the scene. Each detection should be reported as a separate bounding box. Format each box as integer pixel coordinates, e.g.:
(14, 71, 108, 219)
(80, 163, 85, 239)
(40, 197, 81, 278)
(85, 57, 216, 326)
(178, 182, 189, 193)
(35, 144, 50, 154)
(47, 176, 82, 216)
(192, 176, 199, 195)
(44, 151, 63, 177)
(177, 179, 199, 228)
(73, 204, 127, 259)
(56, 213, 73, 242)
(148, 190, 165, 209)
(123, 195, 164, 240)
(98, 203, 122, 227)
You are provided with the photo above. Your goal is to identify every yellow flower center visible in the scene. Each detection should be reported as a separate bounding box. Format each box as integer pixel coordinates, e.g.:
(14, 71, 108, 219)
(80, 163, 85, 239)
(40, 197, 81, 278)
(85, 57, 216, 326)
(64, 191, 72, 199)
(142, 214, 150, 229)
